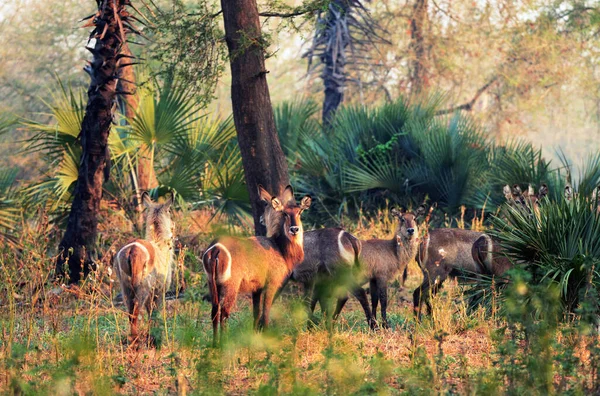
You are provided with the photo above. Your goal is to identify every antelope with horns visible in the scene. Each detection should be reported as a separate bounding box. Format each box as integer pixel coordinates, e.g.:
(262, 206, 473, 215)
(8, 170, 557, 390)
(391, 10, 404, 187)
(332, 207, 425, 328)
(202, 185, 311, 345)
(115, 192, 175, 342)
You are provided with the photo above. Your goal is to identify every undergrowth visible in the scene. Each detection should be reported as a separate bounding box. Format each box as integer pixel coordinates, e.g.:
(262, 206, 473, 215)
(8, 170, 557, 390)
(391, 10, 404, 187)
(1, 211, 600, 395)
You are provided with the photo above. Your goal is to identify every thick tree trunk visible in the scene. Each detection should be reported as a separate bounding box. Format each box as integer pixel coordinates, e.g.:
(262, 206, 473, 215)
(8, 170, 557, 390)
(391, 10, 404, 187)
(56, 0, 129, 283)
(409, 0, 429, 95)
(221, 0, 290, 236)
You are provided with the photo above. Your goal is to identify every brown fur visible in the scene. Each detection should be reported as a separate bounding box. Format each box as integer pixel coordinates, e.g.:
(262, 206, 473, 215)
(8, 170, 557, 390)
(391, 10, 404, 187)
(202, 185, 311, 346)
(504, 183, 547, 217)
(115, 192, 174, 342)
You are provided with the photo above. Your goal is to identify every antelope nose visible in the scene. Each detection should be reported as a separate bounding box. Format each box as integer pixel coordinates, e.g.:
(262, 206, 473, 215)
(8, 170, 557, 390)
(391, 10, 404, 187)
(407, 228, 415, 235)
(290, 226, 300, 235)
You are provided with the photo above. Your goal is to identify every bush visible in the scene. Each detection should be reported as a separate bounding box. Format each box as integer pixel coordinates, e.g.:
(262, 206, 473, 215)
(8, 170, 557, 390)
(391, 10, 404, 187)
(276, 96, 556, 225)
(491, 193, 600, 315)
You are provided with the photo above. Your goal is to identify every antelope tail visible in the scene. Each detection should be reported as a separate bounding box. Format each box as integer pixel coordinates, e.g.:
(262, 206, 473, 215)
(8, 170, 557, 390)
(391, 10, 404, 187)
(205, 247, 221, 307)
(347, 233, 362, 268)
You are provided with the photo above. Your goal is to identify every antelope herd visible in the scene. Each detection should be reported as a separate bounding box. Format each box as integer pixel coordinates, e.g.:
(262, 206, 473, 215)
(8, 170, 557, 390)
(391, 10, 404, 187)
(114, 182, 590, 346)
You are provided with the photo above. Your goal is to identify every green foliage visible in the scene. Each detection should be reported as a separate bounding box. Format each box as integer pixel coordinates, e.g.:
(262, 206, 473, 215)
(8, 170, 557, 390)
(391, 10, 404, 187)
(0, 168, 18, 243)
(21, 82, 87, 212)
(492, 192, 600, 314)
(276, 95, 552, 224)
(22, 79, 249, 228)
(146, 0, 225, 108)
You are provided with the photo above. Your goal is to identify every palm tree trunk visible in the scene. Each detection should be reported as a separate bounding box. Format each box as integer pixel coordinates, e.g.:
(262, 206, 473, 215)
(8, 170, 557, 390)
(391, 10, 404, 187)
(220, 0, 290, 236)
(56, 0, 130, 283)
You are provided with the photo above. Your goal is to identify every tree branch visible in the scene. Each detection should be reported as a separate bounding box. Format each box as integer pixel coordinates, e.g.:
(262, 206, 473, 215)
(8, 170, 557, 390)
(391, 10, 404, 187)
(435, 76, 498, 115)
(259, 9, 314, 18)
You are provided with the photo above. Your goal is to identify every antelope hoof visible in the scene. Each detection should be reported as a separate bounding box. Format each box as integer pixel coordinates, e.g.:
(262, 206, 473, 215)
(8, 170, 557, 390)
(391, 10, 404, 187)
(307, 318, 318, 331)
(369, 320, 379, 331)
(381, 320, 390, 329)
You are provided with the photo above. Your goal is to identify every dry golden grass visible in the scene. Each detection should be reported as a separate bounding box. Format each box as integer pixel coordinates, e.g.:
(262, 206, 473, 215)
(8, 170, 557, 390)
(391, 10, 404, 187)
(1, 209, 597, 394)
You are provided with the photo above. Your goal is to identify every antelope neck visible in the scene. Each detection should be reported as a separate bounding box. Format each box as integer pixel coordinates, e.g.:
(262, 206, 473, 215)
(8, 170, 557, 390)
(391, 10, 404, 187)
(272, 231, 304, 272)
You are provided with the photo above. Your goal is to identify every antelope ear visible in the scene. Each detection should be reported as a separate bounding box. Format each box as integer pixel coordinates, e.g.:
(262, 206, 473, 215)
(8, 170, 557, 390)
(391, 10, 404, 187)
(258, 184, 272, 204)
(503, 185, 512, 200)
(300, 195, 312, 210)
(390, 208, 401, 218)
(564, 184, 573, 201)
(281, 185, 295, 204)
(164, 192, 174, 208)
(142, 192, 153, 208)
(538, 184, 548, 200)
(512, 184, 522, 198)
(416, 204, 427, 218)
(271, 197, 284, 212)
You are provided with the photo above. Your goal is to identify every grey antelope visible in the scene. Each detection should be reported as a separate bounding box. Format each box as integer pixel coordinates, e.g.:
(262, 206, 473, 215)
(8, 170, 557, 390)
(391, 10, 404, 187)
(412, 229, 511, 317)
(330, 207, 424, 328)
(289, 228, 374, 329)
(202, 185, 311, 345)
(413, 184, 546, 316)
(115, 192, 175, 342)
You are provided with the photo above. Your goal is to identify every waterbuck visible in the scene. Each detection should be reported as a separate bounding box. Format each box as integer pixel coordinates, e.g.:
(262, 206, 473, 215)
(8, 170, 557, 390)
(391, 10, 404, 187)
(503, 183, 548, 214)
(115, 192, 175, 342)
(202, 185, 311, 345)
(413, 184, 546, 316)
(412, 229, 511, 316)
(292, 228, 374, 329)
(328, 207, 424, 328)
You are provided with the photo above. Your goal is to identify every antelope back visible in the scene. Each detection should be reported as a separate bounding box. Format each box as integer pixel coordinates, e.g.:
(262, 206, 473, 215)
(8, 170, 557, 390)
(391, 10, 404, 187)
(419, 229, 484, 274)
(293, 228, 360, 285)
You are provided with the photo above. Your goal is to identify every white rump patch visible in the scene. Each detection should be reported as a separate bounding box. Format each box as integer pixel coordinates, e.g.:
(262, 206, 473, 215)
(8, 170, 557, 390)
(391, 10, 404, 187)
(118, 242, 151, 266)
(202, 243, 232, 283)
(338, 231, 355, 263)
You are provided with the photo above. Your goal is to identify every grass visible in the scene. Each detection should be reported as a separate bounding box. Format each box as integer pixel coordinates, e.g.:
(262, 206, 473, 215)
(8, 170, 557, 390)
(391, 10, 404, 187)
(1, 209, 599, 394)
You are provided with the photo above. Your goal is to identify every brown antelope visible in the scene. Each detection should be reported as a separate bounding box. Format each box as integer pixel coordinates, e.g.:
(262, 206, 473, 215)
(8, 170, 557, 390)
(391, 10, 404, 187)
(115, 192, 175, 342)
(202, 185, 311, 345)
(331, 207, 425, 328)
(592, 186, 600, 213)
(503, 183, 548, 215)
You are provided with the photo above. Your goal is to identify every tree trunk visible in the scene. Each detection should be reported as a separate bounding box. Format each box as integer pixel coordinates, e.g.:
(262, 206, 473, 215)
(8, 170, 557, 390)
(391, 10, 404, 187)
(322, 0, 350, 127)
(409, 0, 429, 95)
(56, 0, 129, 283)
(221, 0, 290, 236)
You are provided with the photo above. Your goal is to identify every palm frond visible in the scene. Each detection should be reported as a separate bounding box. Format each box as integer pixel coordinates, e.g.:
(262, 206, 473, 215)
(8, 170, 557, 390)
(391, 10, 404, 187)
(129, 80, 199, 149)
(22, 81, 85, 160)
